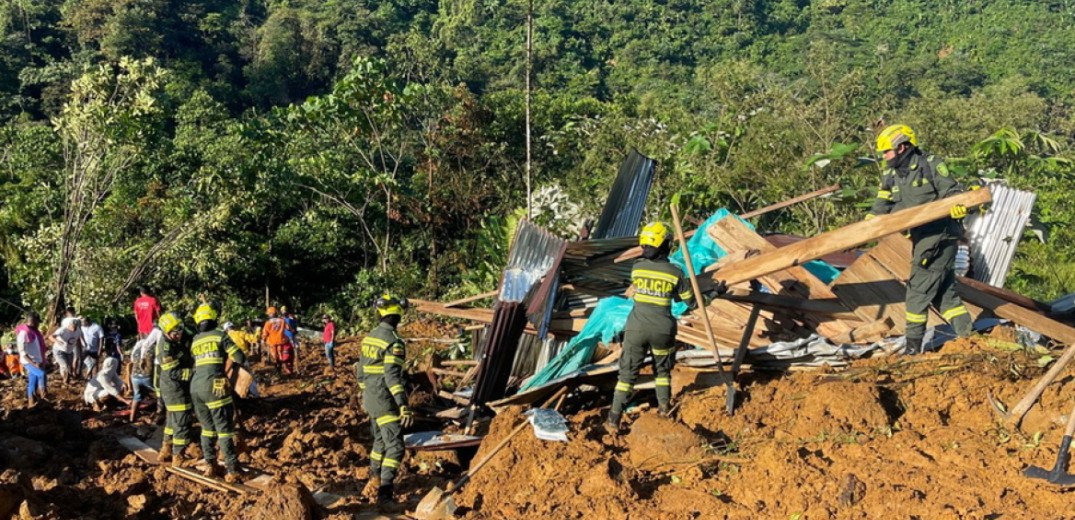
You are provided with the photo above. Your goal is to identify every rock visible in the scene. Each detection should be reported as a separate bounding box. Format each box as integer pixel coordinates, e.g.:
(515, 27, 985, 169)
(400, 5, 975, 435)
(239, 481, 319, 520)
(838, 473, 866, 506)
(127, 494, 148, 515)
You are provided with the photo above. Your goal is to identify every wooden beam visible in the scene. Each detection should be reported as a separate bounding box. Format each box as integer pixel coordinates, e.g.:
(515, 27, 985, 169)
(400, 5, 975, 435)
(443, 291, 498, 308)
(957, 276, 1050, 313)
(957, 285, 1075, 345)
(740, 184, 841, 219)
(702, 188, 992, 288)
(722, 293, 860, 321)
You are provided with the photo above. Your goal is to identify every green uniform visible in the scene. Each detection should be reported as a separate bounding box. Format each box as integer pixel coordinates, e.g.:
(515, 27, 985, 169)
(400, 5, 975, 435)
(190, 329, 246, 472)
(357, 322, 408, 484)
(610, 258, 695, 418)
(156, 331, 194, 449)
(869, 150, 973, 352)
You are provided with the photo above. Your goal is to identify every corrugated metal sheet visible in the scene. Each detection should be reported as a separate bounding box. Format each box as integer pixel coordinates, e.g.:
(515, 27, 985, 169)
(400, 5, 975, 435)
(470, 301, 529, 406)
(964, 183, 1036, 288)
(591, 149, 656, 239)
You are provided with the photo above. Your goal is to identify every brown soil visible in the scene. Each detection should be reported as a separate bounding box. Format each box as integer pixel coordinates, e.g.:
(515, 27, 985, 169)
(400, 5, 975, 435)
(3, 327, 1075, 519)
(458, 338, 1075, 519)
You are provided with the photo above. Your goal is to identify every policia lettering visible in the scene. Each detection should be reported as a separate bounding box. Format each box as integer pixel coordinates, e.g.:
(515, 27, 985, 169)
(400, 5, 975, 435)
(608, 222, 695, 428)
(155, 312, 194, 457)
(870, 125, 974, 354)
(190, 304, 247, 477)
(359, 324, 409, 488)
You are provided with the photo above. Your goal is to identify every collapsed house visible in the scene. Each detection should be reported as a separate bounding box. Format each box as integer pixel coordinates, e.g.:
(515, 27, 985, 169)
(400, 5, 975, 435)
(415, 151, 1073, 422)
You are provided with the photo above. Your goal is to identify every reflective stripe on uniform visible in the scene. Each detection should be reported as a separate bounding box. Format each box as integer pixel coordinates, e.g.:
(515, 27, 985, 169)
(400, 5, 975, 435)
(942, 306, 969, 320)
(173, 438, 189, 446)
(364, 365, 385, 374)
(679, 291, 693, 300)
(226, 345, 240, 356)
(358, 383, 366, 389)
(202, 430, 217, 438)
(195, 358, 224, 366)
(217, 431, 235, 439)
(164, 426, 174, 436)
(376, 415, 400, 426)
(615, 381, 632, 393)
(383, 355, 403, 365)
(906, 312, 928, 324)
(160, 360, 180, 370)
(634, 294, 672, 306)
(382, 458, 400, 469)
(207, 397, 233, 409)
(655, 377, 671, 387)
(370, 451, 383, 461)
(634, 269, 679, 284)
(363, 337, 389, 347)
(877, 189, 893, 201)
(652, 348, 673, 356)
(166, 402, 192, 412)
(389, 384, 405, 395)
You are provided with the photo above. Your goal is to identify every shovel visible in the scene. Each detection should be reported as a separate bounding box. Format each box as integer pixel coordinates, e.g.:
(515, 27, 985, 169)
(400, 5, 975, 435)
(1024, 401, 1075, 486)
(413, 386, 568, 519)
(670, 204, 736, 415)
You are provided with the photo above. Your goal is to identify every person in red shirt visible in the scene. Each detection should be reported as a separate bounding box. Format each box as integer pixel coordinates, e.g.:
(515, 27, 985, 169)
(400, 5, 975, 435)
(322, 314, 336, 374)
(133, 286, 162, 338)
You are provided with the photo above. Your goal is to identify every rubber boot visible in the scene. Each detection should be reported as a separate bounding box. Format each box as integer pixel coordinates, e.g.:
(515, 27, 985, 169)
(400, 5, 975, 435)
(203, 461, 222, 479)
(604, 412, 622, 435)
(157, 442, 173, 463)
(224, 470, 241, 484)
(171, 447, 185, 468)
(905, 337, 923, 356)
(658, 402, 672, 417)
(376, 484, 394, 505)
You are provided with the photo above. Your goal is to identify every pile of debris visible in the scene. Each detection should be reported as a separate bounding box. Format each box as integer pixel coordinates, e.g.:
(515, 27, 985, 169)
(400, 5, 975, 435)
(415, 150, 1074, 423)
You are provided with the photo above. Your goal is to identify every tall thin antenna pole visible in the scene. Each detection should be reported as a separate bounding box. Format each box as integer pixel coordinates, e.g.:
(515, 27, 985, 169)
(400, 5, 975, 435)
(525, 0, 533, 220)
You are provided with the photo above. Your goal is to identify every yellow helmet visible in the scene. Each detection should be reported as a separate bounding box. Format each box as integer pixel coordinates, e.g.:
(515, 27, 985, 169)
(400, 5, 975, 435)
(194, 303, 218, 324)
(159, 312, 183, 334)
(876, 124, 918, 153)
(639, 222, 672, 248)
(375, 293, 408, 317)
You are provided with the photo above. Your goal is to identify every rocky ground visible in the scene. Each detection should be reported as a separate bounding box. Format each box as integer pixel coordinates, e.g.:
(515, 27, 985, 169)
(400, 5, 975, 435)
(1, 324, 1074, 519)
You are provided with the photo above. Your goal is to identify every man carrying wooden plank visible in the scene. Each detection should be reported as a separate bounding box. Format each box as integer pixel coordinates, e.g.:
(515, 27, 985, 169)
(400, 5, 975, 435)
(868, 124, 975, 354)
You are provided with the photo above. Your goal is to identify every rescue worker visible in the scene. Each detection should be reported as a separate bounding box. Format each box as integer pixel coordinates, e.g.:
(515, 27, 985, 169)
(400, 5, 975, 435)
(868, 124, 975, 354)
(606, 222, 696, 431)
(262, 307, 293, 374)
(190, 304, 247, 482)
(155, 312, 195, 466)
(357, 293, 413, 504)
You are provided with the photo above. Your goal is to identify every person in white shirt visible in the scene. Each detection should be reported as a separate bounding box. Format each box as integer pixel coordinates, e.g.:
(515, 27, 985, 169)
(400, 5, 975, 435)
(16, 312, 48, 407)
(129, 328, 158, 421)
(80, 316, 105, 378)
(52, 319, 82, 385)
(83, 356, 130, 411)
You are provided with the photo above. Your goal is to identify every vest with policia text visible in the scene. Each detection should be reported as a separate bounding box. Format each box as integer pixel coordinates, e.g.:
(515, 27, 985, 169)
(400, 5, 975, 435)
(358, 322, 408, 417)
(190, 330, 245, 380)
(626, 258, 694, 334)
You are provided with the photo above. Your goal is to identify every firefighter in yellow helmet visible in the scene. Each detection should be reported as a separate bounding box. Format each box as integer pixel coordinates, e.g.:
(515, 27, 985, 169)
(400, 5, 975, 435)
(869, 124, 975, 354)
(357, 293, 412, 505)
(190, 303, 247, 482)
(155, 311, 195, 466)
(606, 222, 696, 432)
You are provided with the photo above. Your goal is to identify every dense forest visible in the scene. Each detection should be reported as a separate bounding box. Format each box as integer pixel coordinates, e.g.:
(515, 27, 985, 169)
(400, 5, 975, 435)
(0, 0, 1073, 327)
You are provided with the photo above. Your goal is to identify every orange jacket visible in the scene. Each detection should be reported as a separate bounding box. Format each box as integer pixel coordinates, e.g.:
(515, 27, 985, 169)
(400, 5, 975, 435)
(261, 318, 290, 346)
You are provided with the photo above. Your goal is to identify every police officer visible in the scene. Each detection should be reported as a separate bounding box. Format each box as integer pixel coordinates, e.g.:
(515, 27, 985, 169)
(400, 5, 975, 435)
(155, 312, 195, 466)
(869, 124, 975, 354)
(357, 293, 413, 504)
(190, 303, 247, 482)
(607, 222, 695, 431)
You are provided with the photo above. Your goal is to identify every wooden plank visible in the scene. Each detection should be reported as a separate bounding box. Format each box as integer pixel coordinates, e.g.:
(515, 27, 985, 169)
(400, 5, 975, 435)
(957, 285, 1075, 345)
(443, 291, 498, 308)
(118, 436, 160, 465)
(957, 276, 1050, 313)
(702, 188, 992, 288)
(740, 184, 841, 219)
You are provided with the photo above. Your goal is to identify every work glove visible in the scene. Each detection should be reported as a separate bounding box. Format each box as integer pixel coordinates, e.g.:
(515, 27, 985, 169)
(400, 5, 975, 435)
(212, 377, 229, 398)
(399, 405, 414, 428)
(950, 204, 968, 220)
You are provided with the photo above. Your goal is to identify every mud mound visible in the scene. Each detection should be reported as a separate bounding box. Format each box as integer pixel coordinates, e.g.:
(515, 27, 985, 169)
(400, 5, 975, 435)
(457, 408, 636, 518)
(233, 479, 318, 520)
(624, 414, 707, 470)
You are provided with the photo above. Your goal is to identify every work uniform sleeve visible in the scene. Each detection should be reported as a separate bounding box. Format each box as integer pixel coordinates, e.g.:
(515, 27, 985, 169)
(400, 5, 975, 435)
(868, 173, 896, 218)
(930, 157, 963, 198)
(221, 334, 247, 366)
(383, 339, 408, 409)
(675, 274, 696, 310)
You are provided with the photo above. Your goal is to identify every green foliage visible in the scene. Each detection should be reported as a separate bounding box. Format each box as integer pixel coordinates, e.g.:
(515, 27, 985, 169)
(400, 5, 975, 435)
(1, 0, 1074, 325)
